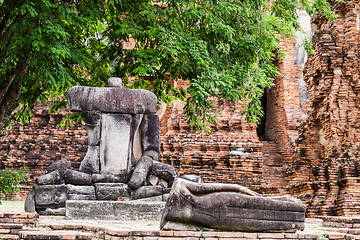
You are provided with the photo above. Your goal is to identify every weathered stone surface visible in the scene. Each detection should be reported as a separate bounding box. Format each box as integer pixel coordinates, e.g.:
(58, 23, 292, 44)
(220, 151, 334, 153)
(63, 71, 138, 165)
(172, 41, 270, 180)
(152, 161, 177, 181)
(162, 221, 199, 231)
(64, 169, 92, 185)
(80, 111, 101, 175)
(79, 146, 100, 174)
(46, 159, 71, 178)
(67, 185, 96, 198)
(163, 193, 170, 202)
(92, 174, 130, 183)
(66, 200, 165, 220)
(141, 114, 161, 153)
(83, 111, 101, 146)
(100, 113, 132, 175)
(35, 170, 62, 185)
(130, 185, 163, 200)
(180, 175, 201, 183)
(24, 188, 35, 213)
(128, 156, 153, 190)
(131, 113, 144, 162)
(138, 195, 163, 202)
(67, 86, 158, 114)
(107, 77, 124, 88)
(160, 179, 306, 232)
(147, 175, 159, 186)
(68, 194, 95, 200)
(34, 185, 67, 208)
(143, 150, 160, 161)
(95, 183, 129, 200)
(163, 188, 171, 194)
(37, 207, 66, 216)
(157, 179, 168, 188)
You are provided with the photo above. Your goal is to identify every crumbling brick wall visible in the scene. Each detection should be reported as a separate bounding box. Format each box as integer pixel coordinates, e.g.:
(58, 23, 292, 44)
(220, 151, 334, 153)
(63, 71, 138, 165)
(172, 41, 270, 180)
(289, 0, 360, 216)
(160, 98, 264, 189)
(0, 103, 87, 200)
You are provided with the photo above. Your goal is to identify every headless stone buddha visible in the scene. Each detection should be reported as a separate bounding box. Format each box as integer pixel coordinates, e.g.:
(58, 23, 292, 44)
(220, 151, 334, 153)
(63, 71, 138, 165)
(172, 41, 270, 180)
(25, 78, 176, 215)
(67, 77, 160, 188)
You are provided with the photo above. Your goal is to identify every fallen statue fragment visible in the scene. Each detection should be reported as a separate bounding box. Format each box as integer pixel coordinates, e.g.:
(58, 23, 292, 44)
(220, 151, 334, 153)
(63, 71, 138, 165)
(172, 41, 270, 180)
(160, 178, 306, 232)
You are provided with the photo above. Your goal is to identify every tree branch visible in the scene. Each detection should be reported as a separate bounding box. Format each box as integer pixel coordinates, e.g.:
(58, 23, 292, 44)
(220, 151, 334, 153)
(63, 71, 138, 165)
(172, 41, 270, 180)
(0, 56, 30, 104)
(0, 13, 26, 44)
(0, 12, 10, 35)
(0, 77, 22, 129)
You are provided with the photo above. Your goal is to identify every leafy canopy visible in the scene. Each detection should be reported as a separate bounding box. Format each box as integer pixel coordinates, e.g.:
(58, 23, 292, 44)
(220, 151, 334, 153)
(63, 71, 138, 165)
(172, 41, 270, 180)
(0, 167, 28, 204)
(0, 0, 335, 131)
(0, 0, 105, 129)
(91, 0, 335, 130)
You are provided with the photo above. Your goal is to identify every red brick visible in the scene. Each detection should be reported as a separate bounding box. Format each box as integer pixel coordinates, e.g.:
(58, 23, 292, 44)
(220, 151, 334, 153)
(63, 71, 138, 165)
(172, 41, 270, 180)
(159, 230, 174, 237)
(243, 232, 258, 238)
(104, 228, 130, 236)
(257, 233, 285, 239)
(173, 231, 202, 237)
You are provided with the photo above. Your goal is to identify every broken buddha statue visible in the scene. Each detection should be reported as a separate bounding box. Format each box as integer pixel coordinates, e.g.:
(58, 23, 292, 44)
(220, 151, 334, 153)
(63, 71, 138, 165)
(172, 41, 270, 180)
(67, 77, 162, 187)
(160, 178, 306, 232)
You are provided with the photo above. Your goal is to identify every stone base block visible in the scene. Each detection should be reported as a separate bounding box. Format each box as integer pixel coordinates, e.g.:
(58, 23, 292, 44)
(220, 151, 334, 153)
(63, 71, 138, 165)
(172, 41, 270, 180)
(65, 200, 165, 220)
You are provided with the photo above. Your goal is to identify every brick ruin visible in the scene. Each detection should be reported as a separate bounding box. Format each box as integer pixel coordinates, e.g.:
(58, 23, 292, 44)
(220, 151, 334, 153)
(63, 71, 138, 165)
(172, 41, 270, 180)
(288, 0, 360, 216)
(1, 3, 360, 216)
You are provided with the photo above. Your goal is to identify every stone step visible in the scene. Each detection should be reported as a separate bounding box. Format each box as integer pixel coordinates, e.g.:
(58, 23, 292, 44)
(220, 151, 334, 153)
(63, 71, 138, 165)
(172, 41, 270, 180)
(0, 234, 19, 239)
(0, 223, 23, 236)
(0, 223, 23, 229)
(320, 216, 360, 228)
(320, 227, 360, 236)
(66, 200, 165, 220)
(317, 230, 360, 240)
(0, 212, 39, 226)
(19, 229, 93, 240)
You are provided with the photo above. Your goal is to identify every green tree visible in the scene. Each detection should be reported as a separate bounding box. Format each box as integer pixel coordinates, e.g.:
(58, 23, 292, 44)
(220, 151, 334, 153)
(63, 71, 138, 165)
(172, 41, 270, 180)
(0, 0, 106, 129)
(94, 0, 335, 130)
(0, 0, 335, 131)
(0, 167, 28, 203)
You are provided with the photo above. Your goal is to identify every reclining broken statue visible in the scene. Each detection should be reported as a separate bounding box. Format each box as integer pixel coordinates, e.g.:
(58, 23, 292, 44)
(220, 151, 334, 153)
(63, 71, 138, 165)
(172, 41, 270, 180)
(160, 178, 306, 232)
(25, 77, 306, 232)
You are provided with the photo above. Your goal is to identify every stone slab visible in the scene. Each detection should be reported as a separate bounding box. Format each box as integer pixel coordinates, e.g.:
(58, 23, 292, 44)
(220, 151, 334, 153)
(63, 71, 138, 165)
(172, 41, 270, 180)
(67, 86, 157, 114)
(65, 200, 165, 221)
(100, 113, 132, 175)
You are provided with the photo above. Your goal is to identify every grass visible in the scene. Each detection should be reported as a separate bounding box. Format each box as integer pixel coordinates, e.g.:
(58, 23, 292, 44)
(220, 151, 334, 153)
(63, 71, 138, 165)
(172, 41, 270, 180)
(0, 200, 25, 212)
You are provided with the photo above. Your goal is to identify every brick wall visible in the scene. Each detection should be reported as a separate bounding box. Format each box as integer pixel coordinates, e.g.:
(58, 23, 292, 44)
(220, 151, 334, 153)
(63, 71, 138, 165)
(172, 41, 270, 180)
(288, 1, 360, 216)
(0, 103, 87, 200)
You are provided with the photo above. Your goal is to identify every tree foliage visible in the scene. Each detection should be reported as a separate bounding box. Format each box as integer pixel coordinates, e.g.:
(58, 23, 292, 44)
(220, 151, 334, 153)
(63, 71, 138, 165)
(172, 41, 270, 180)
(98, 0, 335, 130)
(0, 0, 335, 131)
(0, 0, 105, 129)
(0, 167, 28, 203)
